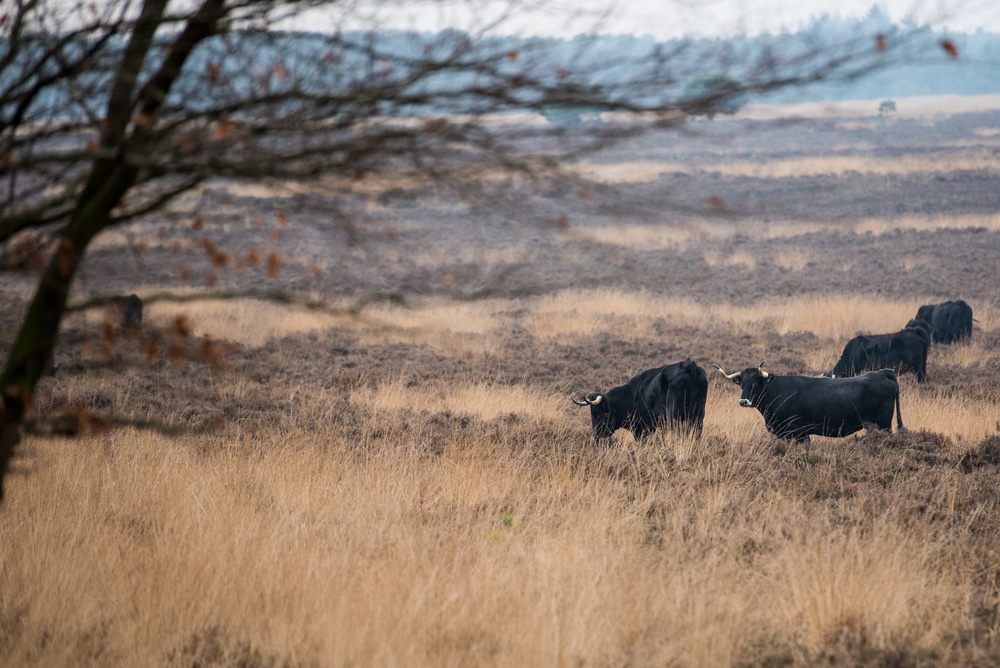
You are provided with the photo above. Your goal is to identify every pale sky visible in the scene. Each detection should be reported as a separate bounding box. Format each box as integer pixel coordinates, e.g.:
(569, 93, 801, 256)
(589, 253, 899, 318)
(291, 0, 1000, 39)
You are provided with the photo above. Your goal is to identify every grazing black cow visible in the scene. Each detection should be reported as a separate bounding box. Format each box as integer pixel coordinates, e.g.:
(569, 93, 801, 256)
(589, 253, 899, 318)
(905, 317, 932, 341)
(572, 359, 708, 442)
(830, 325, 929, 383)
(712, 362, 903, 443)
(913, 300, 974, 344)
(112, 294, 143, 329)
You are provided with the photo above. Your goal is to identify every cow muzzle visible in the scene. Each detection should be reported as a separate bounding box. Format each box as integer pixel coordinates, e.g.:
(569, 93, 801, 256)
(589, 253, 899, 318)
(739, 398, 752, 408)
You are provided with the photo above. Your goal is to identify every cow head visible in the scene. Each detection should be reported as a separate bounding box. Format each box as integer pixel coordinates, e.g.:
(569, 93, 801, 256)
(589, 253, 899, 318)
(571, 393, 619, 441)
(112, 294, 143, 329)
(712, 361, 771, 408)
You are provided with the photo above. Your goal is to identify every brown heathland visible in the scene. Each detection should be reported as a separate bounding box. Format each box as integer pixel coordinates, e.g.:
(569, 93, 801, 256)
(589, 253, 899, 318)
(2, 99, 1000, 666)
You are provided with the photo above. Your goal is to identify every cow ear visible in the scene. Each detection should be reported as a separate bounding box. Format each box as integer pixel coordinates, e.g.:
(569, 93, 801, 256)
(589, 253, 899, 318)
(764, 374, 774, 383)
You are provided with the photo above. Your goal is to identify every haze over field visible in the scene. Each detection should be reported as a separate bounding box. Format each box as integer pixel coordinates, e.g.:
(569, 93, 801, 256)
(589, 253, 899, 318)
(295, 0, 1000, 39)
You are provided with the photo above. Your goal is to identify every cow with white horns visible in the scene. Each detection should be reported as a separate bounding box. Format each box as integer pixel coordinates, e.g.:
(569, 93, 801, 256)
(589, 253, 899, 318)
(572, 359, 708, 443)
(712, 361, 903, 443)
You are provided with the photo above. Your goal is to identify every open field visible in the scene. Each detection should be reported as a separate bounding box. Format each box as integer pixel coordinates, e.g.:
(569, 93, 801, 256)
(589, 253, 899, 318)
(3, 98, 1000, 665)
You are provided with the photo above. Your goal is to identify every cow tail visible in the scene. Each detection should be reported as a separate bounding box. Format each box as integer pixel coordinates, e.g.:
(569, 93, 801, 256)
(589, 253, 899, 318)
(880, 368, 904, 432)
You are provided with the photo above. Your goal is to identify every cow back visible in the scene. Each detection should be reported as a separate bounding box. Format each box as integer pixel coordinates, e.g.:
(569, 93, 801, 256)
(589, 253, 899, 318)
(759, 372, 898, 439)
(663, 360, 708, 426)
(915, 300, 973, 344)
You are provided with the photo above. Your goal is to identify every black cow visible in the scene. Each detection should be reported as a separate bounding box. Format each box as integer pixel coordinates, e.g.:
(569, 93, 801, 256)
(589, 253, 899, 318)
(905, 317, 932, 341)
(712, 362, 903, 442)
(830, 326, 929, 383)
(112, 294, 143, 329)
(572, 359, 708, 443)
(913, 300, 974, 344)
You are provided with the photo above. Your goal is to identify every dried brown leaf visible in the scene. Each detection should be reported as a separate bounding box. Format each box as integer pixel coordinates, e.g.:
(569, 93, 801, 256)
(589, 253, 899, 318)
(266, 251, 282, 279)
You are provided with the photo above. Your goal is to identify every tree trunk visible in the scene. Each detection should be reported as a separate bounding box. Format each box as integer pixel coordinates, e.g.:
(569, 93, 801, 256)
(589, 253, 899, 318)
(0, 162, 138, 499)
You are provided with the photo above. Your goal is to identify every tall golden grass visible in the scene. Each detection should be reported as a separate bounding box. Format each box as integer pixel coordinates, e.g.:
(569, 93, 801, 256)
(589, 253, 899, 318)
(522, 289, 963, 344)
(573, 150, 999, 184)
(349, 377, 566, 422)
(139, 289, 993, 377)
(148, 297, 351, 347)
(2, 379, 991, 666)
(5, 274, 998, 665)
(564, 213, 1000, 250)
(707, 153, 1000, 179)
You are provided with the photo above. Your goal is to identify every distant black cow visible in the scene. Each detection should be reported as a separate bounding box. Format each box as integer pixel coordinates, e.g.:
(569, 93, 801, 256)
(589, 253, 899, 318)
(712, 362, 903, 442)
(913, 300, 974, 344)
(830, 325, 929, 383)
(572, 359, 708, 443)
(112, 294, 143, 329)
(905, 317, 932, 341)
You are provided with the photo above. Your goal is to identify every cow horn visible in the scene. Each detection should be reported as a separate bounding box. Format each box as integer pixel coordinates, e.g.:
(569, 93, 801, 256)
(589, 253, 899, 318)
(588, 394, 604, 405)
(711, 364, 741, 380)
(758, 360, 770, 378)
(571, 397, 589, 406)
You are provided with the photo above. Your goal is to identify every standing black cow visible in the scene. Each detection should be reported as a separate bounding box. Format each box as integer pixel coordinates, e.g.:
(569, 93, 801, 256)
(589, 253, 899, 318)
(905, 317, 932, 341)
(712, 362, 903, 442)
(112, 294, 143, 329)
(572, 359, 708, 443)
(913, 300, 974, 344)
(830, 325, 929, 382)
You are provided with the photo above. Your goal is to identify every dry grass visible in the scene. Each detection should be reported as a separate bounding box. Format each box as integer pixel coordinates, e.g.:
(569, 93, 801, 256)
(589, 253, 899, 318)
(2, 384, 993, 666)
(3, 289, 1000, 666)
(521, 289, 944, 344)
(349, 377, 565, 422)
(936, 339, 990, 370)
(5, 184, 1000, 665)
(902, 390, 1000, 444)
(401, 242, 536, 271)
(131, 288, 874, 358)
(706, 153, 999, 179)
(574, 150, 999, 184)
(771, 248, 812, 271)
(565, 223, 694, 249)
(759, 518, 958, 655)
(355, 299, 510, 358)
(148, 296, 352, 347)
(141, 296, 514, 360)
(571, 160, 683, 184)
(523, 289, 675, 341)
(564, 213, 1000, 251)
(724, 249, 757, 270)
